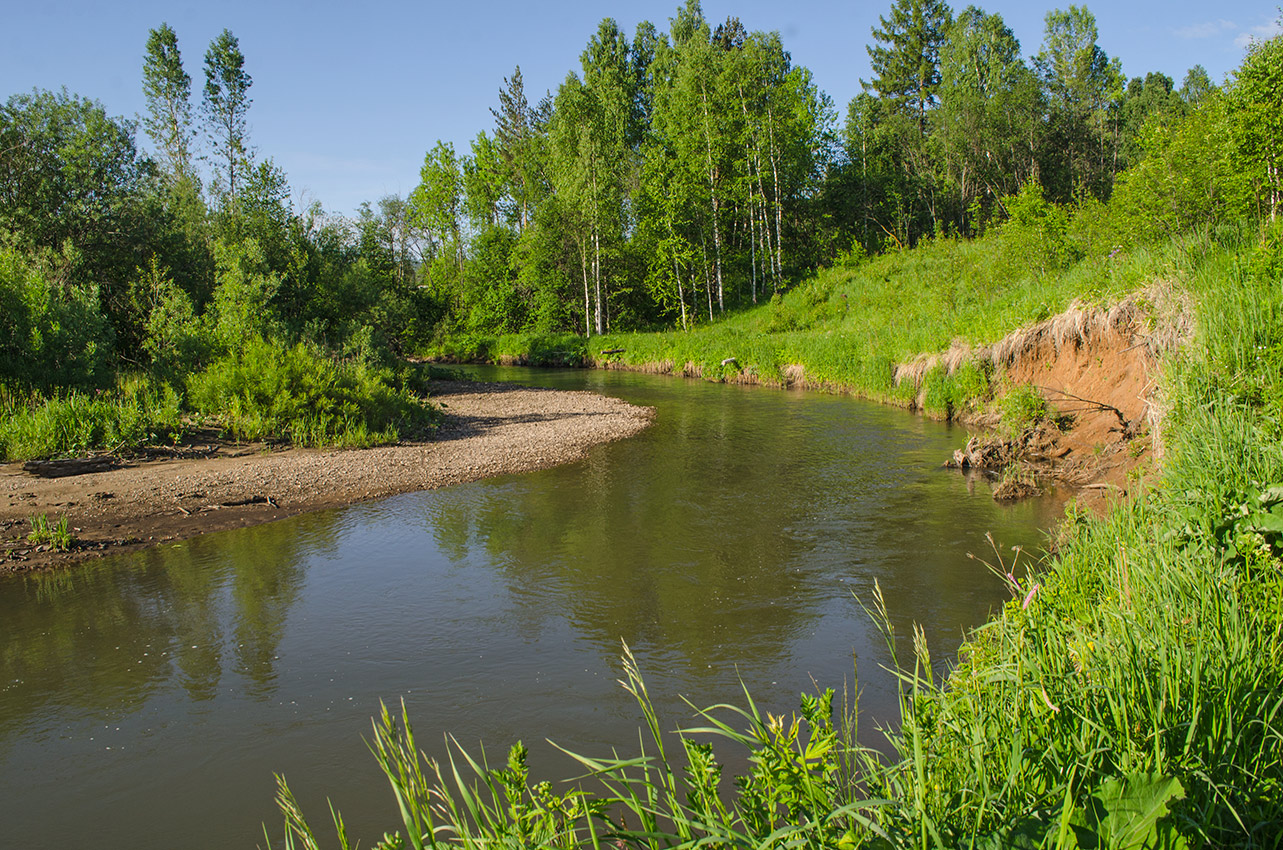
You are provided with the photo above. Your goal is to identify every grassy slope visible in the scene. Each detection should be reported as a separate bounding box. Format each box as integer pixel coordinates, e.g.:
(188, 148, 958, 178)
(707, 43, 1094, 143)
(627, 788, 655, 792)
(869, 235, 1283, 846)
(437, 226, 1179, 418)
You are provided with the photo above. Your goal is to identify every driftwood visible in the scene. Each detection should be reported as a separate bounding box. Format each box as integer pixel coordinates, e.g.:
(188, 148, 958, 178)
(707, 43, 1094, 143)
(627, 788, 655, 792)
(22, 456, 120, 478)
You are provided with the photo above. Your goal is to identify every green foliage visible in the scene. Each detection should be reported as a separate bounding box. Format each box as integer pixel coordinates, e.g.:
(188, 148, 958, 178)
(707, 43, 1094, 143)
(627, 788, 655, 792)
(0, 377, 182, 461)
(202, 28, 252, 197)
(0, 238, 113, 389)
(1000, 179, 1079, 276)
(409, 141, 464, 270)
(186, 336, 436, 447)
(0, 88, 156, 336)
(142, 22, 196, 181)
(999, 382, 1049, 432)
(209, 236, 282, 348)
(866, 0, 952, 127)
(27, 513, 73, 551)
(1110, 94, 1237, 245)
(1228, 32, 1283, 222)
(139, 258, 215, 378)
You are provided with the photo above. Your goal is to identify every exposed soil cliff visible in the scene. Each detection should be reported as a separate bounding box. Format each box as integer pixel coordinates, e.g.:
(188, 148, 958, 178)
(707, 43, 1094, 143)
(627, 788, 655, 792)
(938, 284, 1194, 508)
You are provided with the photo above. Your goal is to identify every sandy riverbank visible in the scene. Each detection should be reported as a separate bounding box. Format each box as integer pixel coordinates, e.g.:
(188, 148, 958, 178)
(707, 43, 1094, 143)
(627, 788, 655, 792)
(0, 380, 654, 572)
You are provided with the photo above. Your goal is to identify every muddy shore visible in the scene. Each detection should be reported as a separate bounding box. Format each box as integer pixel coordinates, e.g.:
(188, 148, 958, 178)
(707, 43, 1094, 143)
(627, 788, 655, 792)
(0, 380, 654, 572)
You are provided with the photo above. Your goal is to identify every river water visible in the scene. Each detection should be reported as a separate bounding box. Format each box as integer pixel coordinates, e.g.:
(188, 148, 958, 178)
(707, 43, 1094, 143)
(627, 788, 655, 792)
(0, 367, 1061, 848)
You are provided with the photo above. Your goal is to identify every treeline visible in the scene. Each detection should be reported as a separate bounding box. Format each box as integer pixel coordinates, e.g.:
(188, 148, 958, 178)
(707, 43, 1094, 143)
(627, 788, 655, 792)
(410, 6, 831, 338)
(407, 0, 1229, 340)
(3, 0, 1279, 457)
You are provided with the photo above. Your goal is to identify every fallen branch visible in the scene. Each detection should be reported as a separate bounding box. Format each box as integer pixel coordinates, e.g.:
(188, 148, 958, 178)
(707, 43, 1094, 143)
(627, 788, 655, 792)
(1035, 385, 1128, 428)
(22, 456, 119, 478)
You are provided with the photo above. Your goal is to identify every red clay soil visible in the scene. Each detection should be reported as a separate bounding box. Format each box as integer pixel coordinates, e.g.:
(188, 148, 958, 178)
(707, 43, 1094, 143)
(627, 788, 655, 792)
(964, 307, 1167, 511)
(0, 381, 653, 573)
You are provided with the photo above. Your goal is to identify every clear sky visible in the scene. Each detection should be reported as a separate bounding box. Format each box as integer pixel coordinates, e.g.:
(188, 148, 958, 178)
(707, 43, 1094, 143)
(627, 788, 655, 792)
(3, 1, 1278, 217)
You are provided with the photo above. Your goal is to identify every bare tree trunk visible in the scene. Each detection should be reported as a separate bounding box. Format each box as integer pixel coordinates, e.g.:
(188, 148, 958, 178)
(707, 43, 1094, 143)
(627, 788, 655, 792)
(747, 176, 758, 304)
(593, 226, 603, 335)
(581, 238, 591, 338)
(754, 151, 775, 288)
(590, 170, 604, 336)
(673, 251, 688, 331)
(702, 236, 713, 322)
(700, 84, 724, 313)
(740, 87, 762, 304)
(766, 106, 783, 279)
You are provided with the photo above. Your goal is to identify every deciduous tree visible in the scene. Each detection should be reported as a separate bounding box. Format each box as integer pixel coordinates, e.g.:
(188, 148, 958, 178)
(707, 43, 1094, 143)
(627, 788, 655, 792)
(202, 29, 252, 198)
(142, 23, 196, 182)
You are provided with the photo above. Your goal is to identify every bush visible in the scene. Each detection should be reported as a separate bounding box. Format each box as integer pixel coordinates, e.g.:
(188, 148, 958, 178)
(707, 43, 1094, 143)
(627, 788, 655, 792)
(187, 336, 437, 447)
(0, 239, 113, 390)
(998, 180, 1080, 278)
(998, 383, 1048, 433)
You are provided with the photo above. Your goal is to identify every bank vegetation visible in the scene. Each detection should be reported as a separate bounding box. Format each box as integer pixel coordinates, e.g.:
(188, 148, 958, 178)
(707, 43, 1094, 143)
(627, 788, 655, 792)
(3, 0, 1282, 846)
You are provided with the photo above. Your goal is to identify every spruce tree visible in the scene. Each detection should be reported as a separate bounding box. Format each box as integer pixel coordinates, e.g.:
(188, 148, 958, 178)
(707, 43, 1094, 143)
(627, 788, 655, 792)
(866, 0, 953, 134)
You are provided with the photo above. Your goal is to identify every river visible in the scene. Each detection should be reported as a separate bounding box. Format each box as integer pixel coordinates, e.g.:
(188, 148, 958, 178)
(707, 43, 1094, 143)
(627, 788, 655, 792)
(0, 367, 1062, 848)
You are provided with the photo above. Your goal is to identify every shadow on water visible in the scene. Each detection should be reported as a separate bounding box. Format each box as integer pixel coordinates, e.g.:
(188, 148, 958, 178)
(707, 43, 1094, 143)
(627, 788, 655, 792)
(0, 367, 1062, 850)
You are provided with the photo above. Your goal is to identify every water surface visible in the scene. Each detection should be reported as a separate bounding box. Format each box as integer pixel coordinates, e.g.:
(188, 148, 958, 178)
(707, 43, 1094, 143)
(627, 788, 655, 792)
(0, 367, 1060, 848)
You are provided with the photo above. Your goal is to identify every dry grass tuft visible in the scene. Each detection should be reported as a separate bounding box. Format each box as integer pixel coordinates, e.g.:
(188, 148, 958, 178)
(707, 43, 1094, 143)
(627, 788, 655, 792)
(781, 363, 807, 386)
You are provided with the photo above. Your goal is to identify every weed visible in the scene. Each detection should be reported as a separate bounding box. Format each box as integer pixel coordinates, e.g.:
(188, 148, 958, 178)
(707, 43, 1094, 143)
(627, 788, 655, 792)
(265, 644, 889, 850)
(27, 514, 72, 551)
(998, 383, 1049, 433)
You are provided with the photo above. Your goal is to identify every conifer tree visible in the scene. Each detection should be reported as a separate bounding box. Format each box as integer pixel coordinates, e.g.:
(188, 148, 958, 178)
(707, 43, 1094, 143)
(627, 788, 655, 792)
(866, 0, 953, 134)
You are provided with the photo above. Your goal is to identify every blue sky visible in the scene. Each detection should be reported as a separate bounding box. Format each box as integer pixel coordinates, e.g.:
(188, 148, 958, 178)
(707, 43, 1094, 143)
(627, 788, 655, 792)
(3, 1, 1278, 216)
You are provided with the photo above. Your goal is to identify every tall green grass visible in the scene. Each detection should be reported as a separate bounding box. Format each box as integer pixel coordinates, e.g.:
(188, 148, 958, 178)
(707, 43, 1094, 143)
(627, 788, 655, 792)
(267, 645, 891, 850)
(0, 377, 183, 461)
(858, 233, 1283, 846)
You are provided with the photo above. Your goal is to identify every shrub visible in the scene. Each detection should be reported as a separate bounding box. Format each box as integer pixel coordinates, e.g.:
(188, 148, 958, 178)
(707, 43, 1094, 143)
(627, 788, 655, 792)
(998, 383, 1048, 433)
(186, 336, 436, 447)
(0, 239, 113, 390)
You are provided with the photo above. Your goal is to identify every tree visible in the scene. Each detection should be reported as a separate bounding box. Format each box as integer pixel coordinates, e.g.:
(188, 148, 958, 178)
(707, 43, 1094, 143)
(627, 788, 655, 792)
(866, 0, 953, 134)
(1230, 32, 1283, 222)
(463, 132, 507, 229)
(1180, 65, 1215, 107)
(1110, 94, 1233, 243)
(936, 7, 1042, 232)
(0, 89, 155, 336)
(410, 141, 465, 273)
(142, 23, 196, 182)
(491, 67, 549, 231)
(1034, 6, 1123, 201)
(202, 29, 252, 197)
(1119, 72, 1185, 167)
(550, 73, 609, 335)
